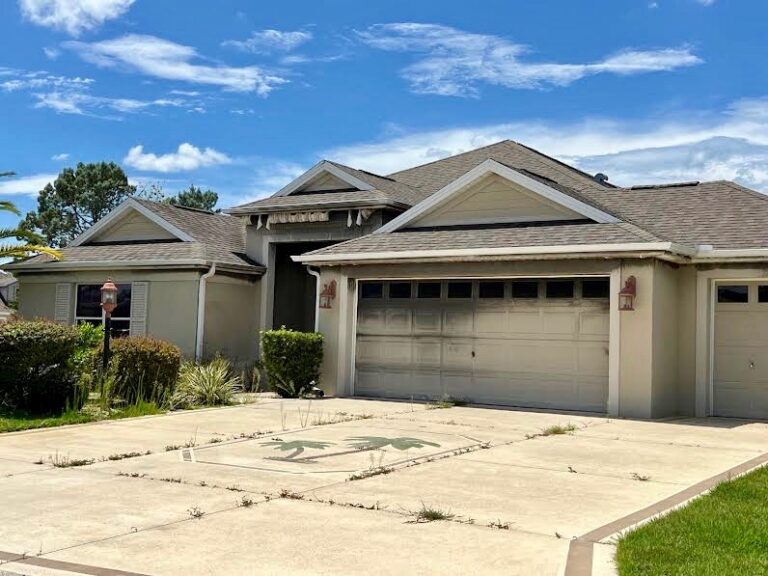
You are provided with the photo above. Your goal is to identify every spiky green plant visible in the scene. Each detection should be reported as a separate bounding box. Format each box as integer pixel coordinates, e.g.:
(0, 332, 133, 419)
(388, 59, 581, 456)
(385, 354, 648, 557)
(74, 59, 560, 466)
(0, 198, 61, 261)
(171, 357, 241, 409)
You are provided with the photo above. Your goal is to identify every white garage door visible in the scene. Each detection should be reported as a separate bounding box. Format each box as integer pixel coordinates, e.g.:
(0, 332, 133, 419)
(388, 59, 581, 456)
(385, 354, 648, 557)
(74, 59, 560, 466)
(713, 282, 768, 419)
(355, 278, 610, 412)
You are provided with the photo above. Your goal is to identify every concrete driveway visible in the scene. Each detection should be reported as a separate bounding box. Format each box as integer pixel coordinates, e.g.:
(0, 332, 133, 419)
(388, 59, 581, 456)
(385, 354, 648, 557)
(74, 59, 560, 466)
(0, 398, 766, 576)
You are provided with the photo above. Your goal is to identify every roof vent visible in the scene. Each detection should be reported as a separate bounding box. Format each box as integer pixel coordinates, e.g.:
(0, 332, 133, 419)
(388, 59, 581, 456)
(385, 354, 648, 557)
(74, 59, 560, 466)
(593, 173, 609, 184)
(630, 181, 700, 190)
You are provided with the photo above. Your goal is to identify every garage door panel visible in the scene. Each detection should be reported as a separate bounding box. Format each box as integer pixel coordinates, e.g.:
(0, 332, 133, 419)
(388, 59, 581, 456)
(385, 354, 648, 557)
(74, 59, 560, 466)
(413, 309, 442, 334)
(355, 278, 609, 413)
(542, 311, 578, 335)
(713, 284, 768, 419)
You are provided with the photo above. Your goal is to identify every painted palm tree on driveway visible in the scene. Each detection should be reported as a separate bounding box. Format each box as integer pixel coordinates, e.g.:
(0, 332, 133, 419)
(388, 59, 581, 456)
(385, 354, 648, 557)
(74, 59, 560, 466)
(261, 439, 334, 459)
(347, 437, 441, 451)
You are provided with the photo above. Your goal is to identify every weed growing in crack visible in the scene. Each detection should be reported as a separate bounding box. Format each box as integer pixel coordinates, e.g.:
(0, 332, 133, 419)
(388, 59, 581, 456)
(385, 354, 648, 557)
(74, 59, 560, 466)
(207, 437, 223, 444)
(348, 466, 393, 481)
(225, 485, 245, 492)
(411, 503, 456, 523)
(49, 452, 95, 468)
(526, 423, 579, 439)
(238, 495, 254, 508)
(105, 450, 152, 461)
(187, 506, 204, 519)
(160, 477, 182, 483)
(488, 519, 510, 530)
(278, 489, 304, 500)
(568, 465, 577, 474)
(631, 472, 651, 482)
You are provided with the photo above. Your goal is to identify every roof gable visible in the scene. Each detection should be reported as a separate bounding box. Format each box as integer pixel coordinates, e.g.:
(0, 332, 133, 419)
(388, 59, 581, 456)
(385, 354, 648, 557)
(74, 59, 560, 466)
(70, 198, 194, 246)
(274, 161, 374, 197)
(377, 159, 620, 234)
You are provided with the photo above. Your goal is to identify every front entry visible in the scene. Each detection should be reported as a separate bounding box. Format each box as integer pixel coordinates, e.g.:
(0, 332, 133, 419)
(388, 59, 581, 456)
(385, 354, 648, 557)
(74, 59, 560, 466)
(354, 277, 610, 412)
(272, 242, 332, 332)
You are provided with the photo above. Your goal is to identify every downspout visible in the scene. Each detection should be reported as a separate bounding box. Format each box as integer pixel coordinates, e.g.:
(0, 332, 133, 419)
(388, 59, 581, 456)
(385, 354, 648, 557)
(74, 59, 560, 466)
(307, 266, 321, 332)
(195, 263, 216, 361)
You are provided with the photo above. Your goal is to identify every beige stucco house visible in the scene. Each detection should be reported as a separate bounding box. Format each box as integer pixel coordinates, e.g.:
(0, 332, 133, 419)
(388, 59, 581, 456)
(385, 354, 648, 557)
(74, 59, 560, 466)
(9, 140, 768, 420)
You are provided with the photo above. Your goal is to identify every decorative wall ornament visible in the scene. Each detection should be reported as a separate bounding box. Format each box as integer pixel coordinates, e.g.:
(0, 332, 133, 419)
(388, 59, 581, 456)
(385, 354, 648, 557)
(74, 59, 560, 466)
(319, 279, 337, 309)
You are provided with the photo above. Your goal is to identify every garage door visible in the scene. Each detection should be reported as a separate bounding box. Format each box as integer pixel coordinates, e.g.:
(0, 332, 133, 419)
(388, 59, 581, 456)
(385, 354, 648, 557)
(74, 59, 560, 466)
(713, 282, 768, 419)
(355, 278, 610, 412)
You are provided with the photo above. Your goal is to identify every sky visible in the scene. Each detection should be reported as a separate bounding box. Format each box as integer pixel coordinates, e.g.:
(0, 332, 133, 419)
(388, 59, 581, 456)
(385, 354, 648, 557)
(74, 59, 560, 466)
(1, 0, 767, 232)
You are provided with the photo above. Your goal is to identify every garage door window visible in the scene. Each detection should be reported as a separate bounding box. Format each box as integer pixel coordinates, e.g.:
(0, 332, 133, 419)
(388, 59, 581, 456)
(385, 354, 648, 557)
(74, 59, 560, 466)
(582, 279, 609, 299)
(511, 281, 539, 299)
(417, 282, 441, 299)
(546, 280, 574, 299)
(389, 282, 412, 299)
(447, 281, 472, 299)
(759, 286, 768, 303)
(361, 282, 383, 299)
(479, 281, 505, 299)
(717, 285, 749, 303)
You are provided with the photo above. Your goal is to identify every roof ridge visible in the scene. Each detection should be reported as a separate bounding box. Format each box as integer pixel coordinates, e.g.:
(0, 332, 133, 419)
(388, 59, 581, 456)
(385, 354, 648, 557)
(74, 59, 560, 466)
(387, 140, 514, 179)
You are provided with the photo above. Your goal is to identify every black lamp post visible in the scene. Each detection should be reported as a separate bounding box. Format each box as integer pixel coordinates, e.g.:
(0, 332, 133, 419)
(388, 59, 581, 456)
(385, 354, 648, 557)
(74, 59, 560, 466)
(100, 278, 118, 370)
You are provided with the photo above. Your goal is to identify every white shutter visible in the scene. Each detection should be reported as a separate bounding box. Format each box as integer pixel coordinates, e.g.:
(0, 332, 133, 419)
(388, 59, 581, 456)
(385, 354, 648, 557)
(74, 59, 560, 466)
(129, 282, 148, 336)
(54, 283, 72, 325)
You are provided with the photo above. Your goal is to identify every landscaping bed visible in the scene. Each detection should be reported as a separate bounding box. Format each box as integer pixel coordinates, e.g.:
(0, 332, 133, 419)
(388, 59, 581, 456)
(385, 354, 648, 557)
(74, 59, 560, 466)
(616, 465, 768, 576)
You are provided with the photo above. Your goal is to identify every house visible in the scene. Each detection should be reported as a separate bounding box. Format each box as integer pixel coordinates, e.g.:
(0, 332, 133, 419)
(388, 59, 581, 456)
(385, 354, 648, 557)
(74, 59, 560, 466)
(8, 140, 768, 420)
(0, 272, 18, 306)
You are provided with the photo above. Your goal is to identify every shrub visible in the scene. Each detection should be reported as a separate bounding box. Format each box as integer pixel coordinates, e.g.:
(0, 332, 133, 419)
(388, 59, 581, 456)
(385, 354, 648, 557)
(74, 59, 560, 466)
(99, 336, 181, 406)
(260, 328, 323, 398)
(0, 320, 80, 414)
(73, 323, 104, 389)
(171, 357, 241, 409)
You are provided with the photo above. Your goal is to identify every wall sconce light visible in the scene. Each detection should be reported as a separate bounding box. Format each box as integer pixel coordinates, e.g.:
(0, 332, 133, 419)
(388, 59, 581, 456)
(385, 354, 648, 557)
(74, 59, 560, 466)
(618, 276, 637, 311)
(319, 280, 337, 309)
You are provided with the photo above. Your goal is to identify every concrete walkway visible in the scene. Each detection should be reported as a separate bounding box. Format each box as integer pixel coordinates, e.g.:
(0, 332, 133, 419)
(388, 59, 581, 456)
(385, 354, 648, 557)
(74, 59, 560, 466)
(0, 398, 766, 575)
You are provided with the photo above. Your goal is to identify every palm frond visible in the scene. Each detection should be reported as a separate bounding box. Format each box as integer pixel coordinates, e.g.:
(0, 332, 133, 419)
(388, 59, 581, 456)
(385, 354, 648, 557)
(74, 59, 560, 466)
(0, 243, 62, 260)
(0, 200, 20, 216)
(0, 227, 43, 244)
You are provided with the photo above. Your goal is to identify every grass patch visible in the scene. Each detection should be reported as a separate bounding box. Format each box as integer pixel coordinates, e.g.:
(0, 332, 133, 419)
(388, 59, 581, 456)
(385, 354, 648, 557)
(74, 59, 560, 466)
(526, 423, 579, 439)
(0, 400, 164, 434)
(616, 466, 768, 576)
(411, 503, 455, 523)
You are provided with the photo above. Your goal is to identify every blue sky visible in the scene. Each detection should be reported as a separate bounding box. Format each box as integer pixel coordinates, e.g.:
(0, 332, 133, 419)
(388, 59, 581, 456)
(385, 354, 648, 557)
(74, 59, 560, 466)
(1, 0, 766, 231)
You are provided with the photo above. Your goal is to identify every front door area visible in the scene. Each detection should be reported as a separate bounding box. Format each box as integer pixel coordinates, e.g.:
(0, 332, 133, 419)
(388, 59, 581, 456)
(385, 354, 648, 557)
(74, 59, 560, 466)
(272, 242, 331, 332)
(354, 277, 610, 412)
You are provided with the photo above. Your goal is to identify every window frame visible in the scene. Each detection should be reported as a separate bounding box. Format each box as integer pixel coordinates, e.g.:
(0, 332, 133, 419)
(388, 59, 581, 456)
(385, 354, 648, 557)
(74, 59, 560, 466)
(416, 281, 442, 299)
(717, 284, 749, 304)
(74, 282, 132, 335)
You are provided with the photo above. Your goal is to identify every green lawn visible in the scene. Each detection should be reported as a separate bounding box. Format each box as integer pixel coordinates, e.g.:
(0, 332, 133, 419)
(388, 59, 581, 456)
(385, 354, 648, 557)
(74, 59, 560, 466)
(616, 465, 768, 576)
(0, 400, 164, 433)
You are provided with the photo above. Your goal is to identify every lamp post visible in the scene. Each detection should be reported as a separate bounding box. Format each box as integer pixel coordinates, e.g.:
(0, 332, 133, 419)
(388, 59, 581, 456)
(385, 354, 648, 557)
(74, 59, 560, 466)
(100, 279, 118, 370)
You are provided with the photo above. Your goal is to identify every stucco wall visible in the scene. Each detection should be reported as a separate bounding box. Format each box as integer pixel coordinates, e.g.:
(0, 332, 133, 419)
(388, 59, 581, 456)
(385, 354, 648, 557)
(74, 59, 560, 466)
(651, 261, 680, 417)
(203, 275, 260, 366)
(675, 266, 699, 415)
(16, 270, 201, 358)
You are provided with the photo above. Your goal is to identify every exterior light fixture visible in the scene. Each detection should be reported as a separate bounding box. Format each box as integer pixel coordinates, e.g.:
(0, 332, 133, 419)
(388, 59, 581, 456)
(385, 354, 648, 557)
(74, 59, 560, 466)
(618, 276, 637, 311)
(100, 278, 118, 370)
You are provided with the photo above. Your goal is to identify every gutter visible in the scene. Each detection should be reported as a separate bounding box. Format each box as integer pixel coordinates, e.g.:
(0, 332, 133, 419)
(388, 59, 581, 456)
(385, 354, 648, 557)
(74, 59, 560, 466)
(4, 259, 264, 276)
(195, 263, 216, 361)
(293, 242, 696, 265)
(225, 201, 409, 216)
(306, 266, 321, 332)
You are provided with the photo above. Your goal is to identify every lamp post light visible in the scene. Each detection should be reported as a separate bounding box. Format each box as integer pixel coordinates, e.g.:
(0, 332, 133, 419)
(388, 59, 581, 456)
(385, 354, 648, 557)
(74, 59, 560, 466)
(100, 279, 118, 370)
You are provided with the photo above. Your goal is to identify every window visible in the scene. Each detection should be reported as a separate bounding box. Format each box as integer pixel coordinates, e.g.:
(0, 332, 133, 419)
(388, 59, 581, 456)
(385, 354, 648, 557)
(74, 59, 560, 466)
(582, 279, 609, 299)
(718, 285, 748, 303)
(75, 283, 132, 337)
(447, 281, 472, 299)
(479, 281, 505, 299)
(389, 282, 411, 299)
(546, 280, 574, 299)
(511, 281, 539, 299)
(361, 282, 383, 299)
(759, 286, 768, 303)
(417, 282, 441, 299)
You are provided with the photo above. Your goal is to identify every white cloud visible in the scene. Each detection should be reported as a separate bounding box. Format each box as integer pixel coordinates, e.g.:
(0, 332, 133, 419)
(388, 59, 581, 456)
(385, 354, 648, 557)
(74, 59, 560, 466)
(323, 96, 768, 191)
(0, 173, 57, 196)
(124, 143, 232, 173)
(66, 34, 288, 95)
(358, 23, 702, 96)
(33, 90, 186, 116)
(223, 29, 313, 54)
(51, 152, 69, 161)
(43, 46, 61, 59)
(18, 0, 135, 36)
(696, 0, 716, 5)
(0, 69, 92, 92)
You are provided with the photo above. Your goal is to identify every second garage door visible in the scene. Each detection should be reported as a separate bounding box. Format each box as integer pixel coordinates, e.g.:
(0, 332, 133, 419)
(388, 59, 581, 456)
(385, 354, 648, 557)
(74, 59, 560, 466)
(355, 278, 610, 412)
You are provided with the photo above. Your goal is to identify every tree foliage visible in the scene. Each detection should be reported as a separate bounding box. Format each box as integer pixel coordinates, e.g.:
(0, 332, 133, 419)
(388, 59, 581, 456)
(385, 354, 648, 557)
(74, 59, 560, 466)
(166, 185, 219, 212)
(22, 162, 135, 247)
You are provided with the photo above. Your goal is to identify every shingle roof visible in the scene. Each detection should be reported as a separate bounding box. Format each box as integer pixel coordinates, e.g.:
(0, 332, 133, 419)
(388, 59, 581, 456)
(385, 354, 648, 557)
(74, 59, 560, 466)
(227, 161, 421, 214)
(8, 200, 263, 273)
(305, 222, 661, 257)
(0, 273, 17, 288)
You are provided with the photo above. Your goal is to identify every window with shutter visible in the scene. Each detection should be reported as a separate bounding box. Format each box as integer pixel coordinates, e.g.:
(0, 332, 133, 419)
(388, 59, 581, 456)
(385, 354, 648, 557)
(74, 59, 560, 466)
(130, 282, 148, 336)
(54, 283, 72, 325)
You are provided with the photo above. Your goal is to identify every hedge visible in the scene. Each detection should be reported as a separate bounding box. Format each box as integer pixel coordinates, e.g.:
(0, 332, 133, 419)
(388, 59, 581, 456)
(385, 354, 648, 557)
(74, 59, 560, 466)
(261, 328, 323, 397)
(100, 336, 181, 406)
(0, 320, 80, 414)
